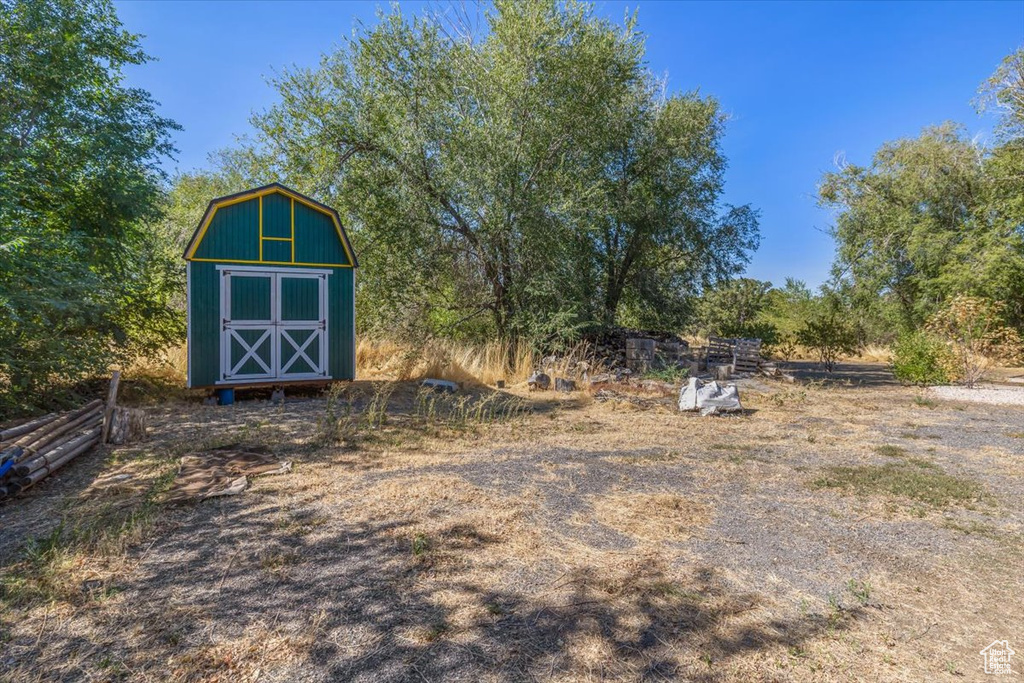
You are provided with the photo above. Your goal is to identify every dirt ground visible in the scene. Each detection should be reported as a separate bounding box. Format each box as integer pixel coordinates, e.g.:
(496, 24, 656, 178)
(1, 364, 1022, 682)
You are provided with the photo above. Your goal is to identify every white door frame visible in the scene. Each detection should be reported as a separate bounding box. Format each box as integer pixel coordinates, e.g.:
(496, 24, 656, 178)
(217, 266, 332, 384)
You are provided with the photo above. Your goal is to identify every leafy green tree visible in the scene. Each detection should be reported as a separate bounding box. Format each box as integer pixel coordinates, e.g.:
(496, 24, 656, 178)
(0, 0, 179, 413)
(797, 296, 859, 372)
(822, 49, 1024, 336)
(976, 47, 1024, 140)
(232, 0, 757, 345)
(760, 278, 817, 337)
(820, 123, 1024, 331)
(592, 81, 759, 327)
(694, 278, 776, 340)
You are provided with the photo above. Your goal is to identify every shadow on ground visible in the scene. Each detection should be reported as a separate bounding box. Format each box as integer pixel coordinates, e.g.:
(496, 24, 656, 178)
(784, 361, 897, 387)
(3, 494, 864, 681)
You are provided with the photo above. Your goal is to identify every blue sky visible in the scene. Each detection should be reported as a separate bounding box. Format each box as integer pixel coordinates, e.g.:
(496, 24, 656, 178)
(115, 1, 1023, 287)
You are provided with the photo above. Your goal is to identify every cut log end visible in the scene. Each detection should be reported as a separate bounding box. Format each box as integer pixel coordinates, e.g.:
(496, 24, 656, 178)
(108, 407, 147, 445)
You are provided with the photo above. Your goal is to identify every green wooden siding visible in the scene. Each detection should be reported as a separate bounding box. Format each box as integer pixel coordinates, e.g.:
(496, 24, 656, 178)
(261, 239, 292, 263)
(188, 263, 355, 387)
(294, 202, 349, 265)
(188, 261, 221, 386)
(261, 193, 292, 238)
(191, 190, 350, 267)
(193, 199, 260, 261)
(330, 267, 356, 380)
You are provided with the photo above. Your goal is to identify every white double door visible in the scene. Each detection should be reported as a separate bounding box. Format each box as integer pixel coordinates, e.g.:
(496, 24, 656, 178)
(219, 267, 330, 383)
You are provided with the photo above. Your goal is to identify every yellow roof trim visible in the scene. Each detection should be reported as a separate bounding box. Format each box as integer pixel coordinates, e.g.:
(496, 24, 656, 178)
(189, 257, 353, 268)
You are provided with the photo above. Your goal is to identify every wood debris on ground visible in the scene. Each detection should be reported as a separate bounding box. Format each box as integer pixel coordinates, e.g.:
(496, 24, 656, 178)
(161, 447, 292, 504)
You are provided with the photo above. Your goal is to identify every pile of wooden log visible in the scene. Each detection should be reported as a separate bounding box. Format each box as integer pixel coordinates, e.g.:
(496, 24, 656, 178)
(0, 372, 142, 502)
(0, 400, 104, 500)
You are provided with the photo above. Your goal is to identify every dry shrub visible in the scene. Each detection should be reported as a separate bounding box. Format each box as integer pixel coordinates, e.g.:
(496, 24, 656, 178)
(591, 492, 710, 542)
(123, 343, 187, 382)
(357, 337, 534, 385)
(858, 344, 893, 363)
(926, 295, 1024, 387)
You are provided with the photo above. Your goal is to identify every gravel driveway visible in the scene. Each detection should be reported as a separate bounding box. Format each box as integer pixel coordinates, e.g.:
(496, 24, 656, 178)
(929, 383, 1024, 405)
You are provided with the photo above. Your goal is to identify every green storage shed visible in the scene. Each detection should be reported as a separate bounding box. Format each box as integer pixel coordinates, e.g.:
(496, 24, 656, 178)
(183, 183, 358, 389)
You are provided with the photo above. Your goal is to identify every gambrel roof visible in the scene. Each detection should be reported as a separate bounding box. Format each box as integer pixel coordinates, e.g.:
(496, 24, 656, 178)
(182, 182, 358, 268)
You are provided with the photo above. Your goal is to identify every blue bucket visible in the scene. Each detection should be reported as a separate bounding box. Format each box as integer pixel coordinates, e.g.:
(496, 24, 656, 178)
(216, 388, 235, 406)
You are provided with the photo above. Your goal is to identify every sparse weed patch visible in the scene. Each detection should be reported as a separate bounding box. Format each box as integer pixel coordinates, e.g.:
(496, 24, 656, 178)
(619, 449, 682, 465)
(259, 549, 302, 580)
(903, 456, 940, 471)
(812, 460, 985, 508)
(363, 381, 398, 430)
(413, 387, 530, 431)
(912, 394, 938, 409)
(942, 519, 1000, 538)
(846, 579, 872, 605)
(411, 532, 431, 558)
(710, 443, 754, 452)
(641, 366, 689, 383)
(315, 383, 359, 446)
(768, 389, 808, 408)
(874, 444, 907, 458)
(415, 622, 448, 643)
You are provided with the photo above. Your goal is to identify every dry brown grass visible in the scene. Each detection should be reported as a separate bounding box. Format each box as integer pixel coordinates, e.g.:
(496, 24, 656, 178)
(590, 492, 710, 543)
(123, 343, 188, 382)
(856, 343, 893, 363)
(356, 337, 535, 385)
(355, 337, 604, 387)
(3, 369, 1023, 681)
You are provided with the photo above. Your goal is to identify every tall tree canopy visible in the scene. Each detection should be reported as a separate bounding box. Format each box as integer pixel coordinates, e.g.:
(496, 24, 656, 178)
(820, 48, 1024, 334)
(0, 0, 180, 411)
(227, 0, 758, 344)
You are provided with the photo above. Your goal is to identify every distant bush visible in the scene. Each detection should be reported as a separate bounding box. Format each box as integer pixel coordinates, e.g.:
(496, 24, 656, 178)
(797, 309, 859, 372)
(891, 332, 951, 386)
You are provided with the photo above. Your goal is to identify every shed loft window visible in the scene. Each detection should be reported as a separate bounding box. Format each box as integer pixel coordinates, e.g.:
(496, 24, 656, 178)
(259, 194, 296, 263)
